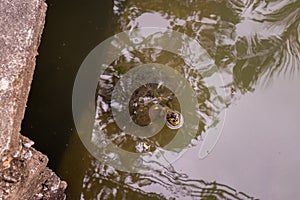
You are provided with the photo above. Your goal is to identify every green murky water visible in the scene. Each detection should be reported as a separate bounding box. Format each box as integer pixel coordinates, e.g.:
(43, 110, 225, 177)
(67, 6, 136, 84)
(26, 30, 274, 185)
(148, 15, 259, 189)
(22, 0, 300, 199)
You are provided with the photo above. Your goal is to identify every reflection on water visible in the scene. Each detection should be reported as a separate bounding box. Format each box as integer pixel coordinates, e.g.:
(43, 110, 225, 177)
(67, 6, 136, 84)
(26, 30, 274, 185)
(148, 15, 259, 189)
(79, 159, 255, 200)
(81, 0, 298, 198)
(116, 0, 300, 95)
(70, 0, 299, 199)
(24, 0, 300, 199)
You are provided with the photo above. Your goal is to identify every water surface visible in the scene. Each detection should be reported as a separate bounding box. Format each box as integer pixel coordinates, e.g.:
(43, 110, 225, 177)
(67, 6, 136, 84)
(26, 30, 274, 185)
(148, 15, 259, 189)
(22, 0, 300, 199)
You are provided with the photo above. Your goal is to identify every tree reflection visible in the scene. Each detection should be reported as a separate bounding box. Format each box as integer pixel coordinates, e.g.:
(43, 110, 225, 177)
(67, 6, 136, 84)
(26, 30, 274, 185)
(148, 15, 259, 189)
(115, 0, 300, 95)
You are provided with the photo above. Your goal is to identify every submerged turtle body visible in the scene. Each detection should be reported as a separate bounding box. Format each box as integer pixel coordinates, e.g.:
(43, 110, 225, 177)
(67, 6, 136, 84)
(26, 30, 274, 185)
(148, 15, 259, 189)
(129, 83, 184, 130)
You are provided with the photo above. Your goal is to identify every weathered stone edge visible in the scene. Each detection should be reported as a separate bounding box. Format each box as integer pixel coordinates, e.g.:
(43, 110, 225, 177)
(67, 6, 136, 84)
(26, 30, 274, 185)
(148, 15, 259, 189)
(0, 0, 67, 199)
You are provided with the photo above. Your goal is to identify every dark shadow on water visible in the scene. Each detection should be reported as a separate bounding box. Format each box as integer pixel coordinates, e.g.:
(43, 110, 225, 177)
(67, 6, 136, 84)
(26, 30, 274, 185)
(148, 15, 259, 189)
(21, 0, 114, 173)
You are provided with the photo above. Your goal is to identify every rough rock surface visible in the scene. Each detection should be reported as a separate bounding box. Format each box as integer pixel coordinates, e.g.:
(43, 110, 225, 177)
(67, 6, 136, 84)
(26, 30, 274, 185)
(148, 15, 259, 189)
(0, 136, 67, 200)
(0, 0, 67, 199)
